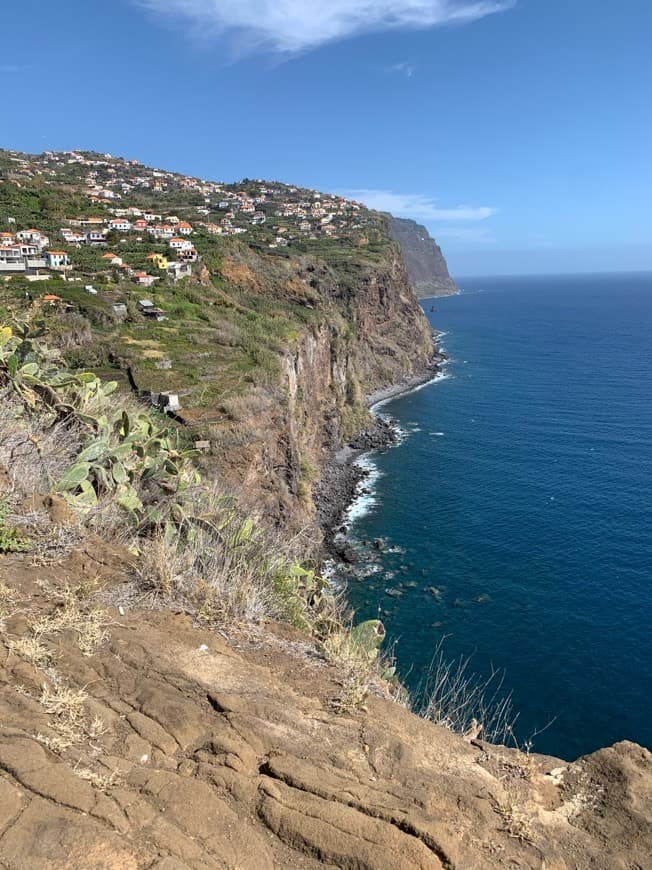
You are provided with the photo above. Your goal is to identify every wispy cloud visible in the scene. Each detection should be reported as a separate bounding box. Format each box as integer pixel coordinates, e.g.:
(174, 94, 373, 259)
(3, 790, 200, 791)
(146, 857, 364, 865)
(390, 61, 416, 78)
(136, 0, 514, 53)
(342, 190, 497, 222)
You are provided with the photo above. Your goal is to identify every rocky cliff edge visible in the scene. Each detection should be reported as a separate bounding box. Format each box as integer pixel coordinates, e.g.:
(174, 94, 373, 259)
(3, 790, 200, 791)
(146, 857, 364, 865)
(0, 511, 650, 869)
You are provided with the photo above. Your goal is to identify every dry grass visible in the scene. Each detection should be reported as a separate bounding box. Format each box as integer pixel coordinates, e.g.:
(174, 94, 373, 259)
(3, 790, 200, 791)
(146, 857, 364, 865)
(36, 680, 107, 752)
(0, 580, 18, 626)
(322, 629, 377, 713)
(418, 639, 518, 746)
(31, 582, 111, 657)
(218, 388, 274, 423)
(0, 390, 82, 493)
(6, 635, 55, 668)
(72, 764, 122, 791)
(139, 528, 275, 625)
(29, 522, 85, 567)
(134, 482, 313, 628)
(490, 796, 535, 844)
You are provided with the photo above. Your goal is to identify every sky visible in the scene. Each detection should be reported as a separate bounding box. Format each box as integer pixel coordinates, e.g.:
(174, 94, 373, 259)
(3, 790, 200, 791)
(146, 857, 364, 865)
(2, 0, 651, 276)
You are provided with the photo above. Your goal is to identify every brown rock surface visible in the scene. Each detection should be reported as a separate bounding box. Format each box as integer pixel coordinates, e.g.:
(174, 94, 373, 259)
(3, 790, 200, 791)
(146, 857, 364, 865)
(0, 542, 650, 869)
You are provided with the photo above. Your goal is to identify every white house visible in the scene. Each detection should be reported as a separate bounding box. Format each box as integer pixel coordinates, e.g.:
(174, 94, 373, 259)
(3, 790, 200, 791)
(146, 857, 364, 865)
(108, 218, 132, 232)
(133, 273, 157, 288)
(16, 229, 49, 249)
(176, 245, 198, 262)
(168, 237, 192, 251)
(60, 228, 86, 244)
(0, 245, 23, 265)
(167, 261, 192, 281)
(45, 251, 70, 269)
(101, 252, 122, 266)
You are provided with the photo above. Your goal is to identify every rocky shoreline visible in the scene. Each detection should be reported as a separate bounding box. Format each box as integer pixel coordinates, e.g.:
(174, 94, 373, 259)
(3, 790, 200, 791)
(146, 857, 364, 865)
(315, 347, 446, 563)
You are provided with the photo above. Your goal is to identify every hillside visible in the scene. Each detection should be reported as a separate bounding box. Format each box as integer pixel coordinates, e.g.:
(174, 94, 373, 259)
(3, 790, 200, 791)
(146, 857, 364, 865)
(0, 332, 650, 869)
(389, 217, 458, 298)
(0, 149, 436, 537)
(1, 150, 650, 868)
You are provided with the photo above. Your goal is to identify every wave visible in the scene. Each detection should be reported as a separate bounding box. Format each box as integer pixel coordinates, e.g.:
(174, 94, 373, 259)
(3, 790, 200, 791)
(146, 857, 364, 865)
(371, 370, 450, 411)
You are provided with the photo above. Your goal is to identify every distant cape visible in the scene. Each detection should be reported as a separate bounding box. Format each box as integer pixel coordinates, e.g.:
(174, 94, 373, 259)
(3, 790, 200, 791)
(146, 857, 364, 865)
(389, 216, 458, 298)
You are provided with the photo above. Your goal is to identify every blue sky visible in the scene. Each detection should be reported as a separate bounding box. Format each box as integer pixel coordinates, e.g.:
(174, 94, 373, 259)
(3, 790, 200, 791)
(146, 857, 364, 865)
(3, 1, 651, 276)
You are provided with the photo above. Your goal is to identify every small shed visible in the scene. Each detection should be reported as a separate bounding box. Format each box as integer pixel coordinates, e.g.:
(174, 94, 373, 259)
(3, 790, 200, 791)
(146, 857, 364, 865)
(158, 392, 180, 412)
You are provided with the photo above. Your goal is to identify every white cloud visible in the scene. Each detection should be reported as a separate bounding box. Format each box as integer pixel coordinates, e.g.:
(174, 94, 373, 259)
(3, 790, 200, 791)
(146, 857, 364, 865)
(342, 189, 497, 222)
(390, 61, 416, 78)
(137, 0, 514, 53)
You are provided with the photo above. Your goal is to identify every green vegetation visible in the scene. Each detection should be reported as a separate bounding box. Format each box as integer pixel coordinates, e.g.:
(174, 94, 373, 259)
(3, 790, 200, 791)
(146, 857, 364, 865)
(0, 496, 28, 553)
(0, 317, 329, 627)
(0, 149, 395, 439)
(0, 315, 399, 710)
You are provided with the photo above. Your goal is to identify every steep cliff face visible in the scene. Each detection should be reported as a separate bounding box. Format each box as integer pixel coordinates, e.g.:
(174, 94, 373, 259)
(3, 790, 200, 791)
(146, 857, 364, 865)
(207, 238, 435, 536)
(389, 216, 458, 298)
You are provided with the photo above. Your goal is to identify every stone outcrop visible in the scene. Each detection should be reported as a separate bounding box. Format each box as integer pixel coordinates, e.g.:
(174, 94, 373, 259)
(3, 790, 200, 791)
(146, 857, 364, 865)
(1, 536, 650, 869)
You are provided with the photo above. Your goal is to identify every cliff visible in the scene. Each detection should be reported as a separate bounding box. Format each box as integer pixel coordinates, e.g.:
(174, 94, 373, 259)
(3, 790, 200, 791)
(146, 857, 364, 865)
(205, 234, 435, 535)
(0, 314, 650, 870)
(0, 150, 438, 539)
(389, 216, 458, 298)
(0, 527, 650, 869)
(1, 152, 649, 868)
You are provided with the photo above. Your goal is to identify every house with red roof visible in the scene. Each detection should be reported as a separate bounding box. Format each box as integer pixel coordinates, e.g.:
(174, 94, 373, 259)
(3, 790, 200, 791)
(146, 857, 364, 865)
(101, 252, 123, 266)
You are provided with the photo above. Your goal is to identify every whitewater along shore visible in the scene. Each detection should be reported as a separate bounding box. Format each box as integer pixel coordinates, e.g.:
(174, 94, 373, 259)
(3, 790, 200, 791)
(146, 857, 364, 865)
(315, 345, 447, 563)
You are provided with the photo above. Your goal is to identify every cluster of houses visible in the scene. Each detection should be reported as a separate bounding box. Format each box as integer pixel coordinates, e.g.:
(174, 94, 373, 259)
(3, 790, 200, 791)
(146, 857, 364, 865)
(59, 212, 198, 261)
(97, 251, 192, 286)
(0, 227, 70, 275)
(0, 216, 195, 289)
(2, 149, 376, 247)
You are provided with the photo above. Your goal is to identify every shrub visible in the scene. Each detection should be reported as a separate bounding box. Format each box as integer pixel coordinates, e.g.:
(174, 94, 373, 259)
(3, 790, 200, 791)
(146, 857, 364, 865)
(0, 497, 28, 553)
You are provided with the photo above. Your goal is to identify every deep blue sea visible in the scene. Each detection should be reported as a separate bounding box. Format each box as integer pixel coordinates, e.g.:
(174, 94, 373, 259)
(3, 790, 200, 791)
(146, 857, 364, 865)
(340, 272, 652, 760)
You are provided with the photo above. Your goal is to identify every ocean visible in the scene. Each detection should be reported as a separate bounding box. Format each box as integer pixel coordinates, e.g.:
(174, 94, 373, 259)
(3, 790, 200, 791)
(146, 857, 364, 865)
(339, 272, 652, 760)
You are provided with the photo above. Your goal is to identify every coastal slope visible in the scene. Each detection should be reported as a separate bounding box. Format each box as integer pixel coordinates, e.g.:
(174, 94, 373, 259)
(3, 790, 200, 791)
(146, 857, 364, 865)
(0, 530, 650, 869)
(0, 149, 437, 539)
(1, 149, 649, 869)
(389, 216, 458, 297)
